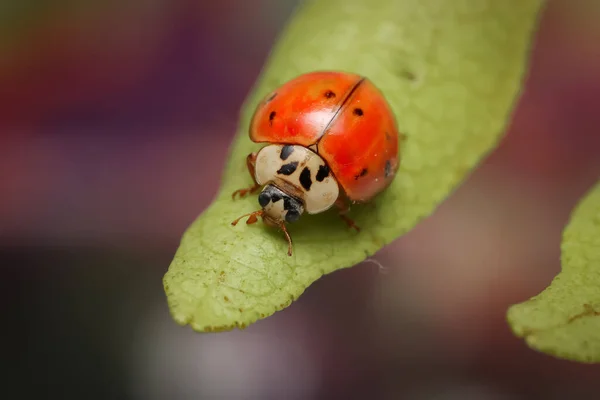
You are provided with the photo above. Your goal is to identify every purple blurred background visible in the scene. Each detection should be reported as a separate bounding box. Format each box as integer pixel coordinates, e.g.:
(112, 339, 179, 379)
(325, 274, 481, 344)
(2, 1, 600, 399)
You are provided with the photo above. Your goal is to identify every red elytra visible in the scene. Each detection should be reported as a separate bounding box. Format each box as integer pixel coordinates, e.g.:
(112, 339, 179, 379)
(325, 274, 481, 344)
(249, 71, 399, 202)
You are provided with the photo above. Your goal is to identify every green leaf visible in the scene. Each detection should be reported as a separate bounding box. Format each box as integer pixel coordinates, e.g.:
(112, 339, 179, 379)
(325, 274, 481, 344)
(507, 181, 600, 363)
(164, 0, 544, 332)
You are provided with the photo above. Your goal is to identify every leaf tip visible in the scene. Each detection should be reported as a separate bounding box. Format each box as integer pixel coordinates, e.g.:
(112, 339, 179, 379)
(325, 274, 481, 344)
(505, 306, 527, 337)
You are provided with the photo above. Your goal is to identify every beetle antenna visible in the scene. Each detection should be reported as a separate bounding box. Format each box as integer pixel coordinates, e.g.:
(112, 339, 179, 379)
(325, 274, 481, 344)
(231, 210, 264, 226)
(279, 222, 293, 256)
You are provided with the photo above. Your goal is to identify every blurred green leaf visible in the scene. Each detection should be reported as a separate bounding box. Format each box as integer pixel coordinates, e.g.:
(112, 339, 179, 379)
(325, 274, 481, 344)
(164, 0, 544, 332)
(507, 181, 600, 363)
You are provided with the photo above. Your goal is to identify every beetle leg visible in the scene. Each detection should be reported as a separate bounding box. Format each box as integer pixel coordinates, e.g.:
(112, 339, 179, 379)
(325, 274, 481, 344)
(335, 197, 361, 232)
(279, 222, 293, 256)
(231, 209, 264, 226)
(232, 152, 261, 199)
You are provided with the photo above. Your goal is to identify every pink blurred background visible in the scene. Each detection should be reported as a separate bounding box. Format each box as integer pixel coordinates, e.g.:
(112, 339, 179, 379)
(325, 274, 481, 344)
(2, 1, 600, 399)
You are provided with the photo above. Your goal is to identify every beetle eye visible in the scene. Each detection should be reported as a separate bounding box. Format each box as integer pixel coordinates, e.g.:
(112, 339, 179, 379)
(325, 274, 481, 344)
(258, 192, 271, 207)
(285, 209, 300, 223)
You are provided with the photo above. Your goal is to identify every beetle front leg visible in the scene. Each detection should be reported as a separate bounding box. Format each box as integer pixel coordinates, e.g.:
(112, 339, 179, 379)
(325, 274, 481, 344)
(335, 197, 361, 232)
(232, 152, 261, 199)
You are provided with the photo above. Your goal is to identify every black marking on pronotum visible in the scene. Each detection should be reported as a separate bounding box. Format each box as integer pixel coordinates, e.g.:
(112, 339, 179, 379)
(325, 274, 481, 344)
(353, 108, 364, 116)
(280, 145, 294, 160)
(324, 90, 336, 99)
(277, 161, 298, 175)
(299, 167, 312, 191)
(269, 111, 276, 125)
(385, 160, 393, 178)
(354, 168, 368, 180)
(316, 164, 330, 182)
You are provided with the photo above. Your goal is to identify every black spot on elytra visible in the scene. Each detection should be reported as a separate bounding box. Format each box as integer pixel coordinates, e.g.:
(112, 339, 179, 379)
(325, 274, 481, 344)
(280, 145, 294, 160)
(277, 161, 298, 175)
(385, 160, 393, 178)
(354, 168, 368, 180)
(324, 90, 336, 99)
(385, 131, 391, 141)
(316, 164, 330, 182)
(269, 111, 276, 125)
(353, 108, 364, 116)
(299, 167, 313, 191)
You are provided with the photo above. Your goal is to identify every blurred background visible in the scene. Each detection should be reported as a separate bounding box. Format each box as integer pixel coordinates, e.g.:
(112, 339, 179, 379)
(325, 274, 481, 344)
(2, 0, 600, 399)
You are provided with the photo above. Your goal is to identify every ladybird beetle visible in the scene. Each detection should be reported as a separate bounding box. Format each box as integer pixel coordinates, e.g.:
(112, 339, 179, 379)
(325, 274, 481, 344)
(231, 71, 400, 256)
